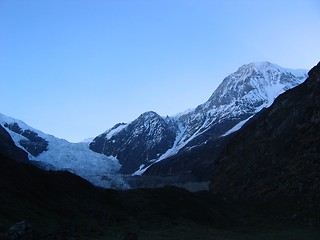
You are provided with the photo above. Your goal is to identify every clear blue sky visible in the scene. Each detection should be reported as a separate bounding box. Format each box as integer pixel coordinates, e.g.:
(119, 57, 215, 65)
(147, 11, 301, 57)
(1, 0, 319, 142)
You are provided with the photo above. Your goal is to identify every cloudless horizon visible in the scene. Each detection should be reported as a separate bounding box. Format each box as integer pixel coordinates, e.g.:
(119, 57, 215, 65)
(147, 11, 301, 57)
(1, 0, 320, 142)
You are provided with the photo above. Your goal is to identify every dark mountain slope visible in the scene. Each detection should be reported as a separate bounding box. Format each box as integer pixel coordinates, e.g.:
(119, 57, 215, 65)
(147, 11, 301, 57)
(0, 124, 242, 237)
(0, 125, 29, 162)
(0, 153, 108, 230)
(210, 62, 320, 202)
(0, 153, 255, 238)
(2, 148, 318, 239)
(143, 135, 232, 183)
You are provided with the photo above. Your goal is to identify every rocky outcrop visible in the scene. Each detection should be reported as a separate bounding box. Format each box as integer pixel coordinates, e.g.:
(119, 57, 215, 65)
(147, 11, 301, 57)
(210, 62, 320, 202)
(3, 123, 48, 157)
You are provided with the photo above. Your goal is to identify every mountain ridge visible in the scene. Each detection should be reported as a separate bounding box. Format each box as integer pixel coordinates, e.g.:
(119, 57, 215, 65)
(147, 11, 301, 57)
(0, 61, 308, 189)
(90, 61, 307, 176)
(209, 61, 320, 201)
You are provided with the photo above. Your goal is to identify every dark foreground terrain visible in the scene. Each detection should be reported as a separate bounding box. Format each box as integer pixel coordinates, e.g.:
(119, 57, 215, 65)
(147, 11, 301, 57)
(0, 153, 319, 240)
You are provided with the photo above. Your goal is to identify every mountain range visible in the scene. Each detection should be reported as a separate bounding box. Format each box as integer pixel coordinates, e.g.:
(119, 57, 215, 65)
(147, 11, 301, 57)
(0, 61, 308, 189)
(89, 61, 307, 187)
(0, 61, 319, 239)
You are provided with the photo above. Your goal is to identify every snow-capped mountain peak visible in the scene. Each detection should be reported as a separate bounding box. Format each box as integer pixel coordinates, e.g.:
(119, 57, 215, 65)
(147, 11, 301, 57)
(173, 62, 307, 149)
(90, 62, 308, 175)
(206, 61, 307, 109)
(90, 111, 178, 174)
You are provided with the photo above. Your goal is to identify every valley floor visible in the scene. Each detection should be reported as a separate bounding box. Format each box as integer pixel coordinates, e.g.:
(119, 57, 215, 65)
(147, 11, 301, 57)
(62, 221, 320, 240)
(2, 217, 319, 240)
(1, 153, 320, 240)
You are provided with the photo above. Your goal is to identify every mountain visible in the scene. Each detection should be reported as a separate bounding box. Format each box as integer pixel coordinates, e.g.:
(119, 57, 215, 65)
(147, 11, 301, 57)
(0, 125, 29, 163)
(174, 62, 307, 147)
(90, 111, 178, 174)
(0, 61, 308, 190)
(0, 113, 128, 189)
(90, 62, 308, 177)
(209, 62, 320, 202)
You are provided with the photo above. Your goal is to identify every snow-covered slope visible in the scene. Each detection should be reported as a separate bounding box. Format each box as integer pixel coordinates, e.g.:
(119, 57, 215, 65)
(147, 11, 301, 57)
(0, 113, 128, 189)
(172, 61, 307, 150)
(90, 61, 308, 175)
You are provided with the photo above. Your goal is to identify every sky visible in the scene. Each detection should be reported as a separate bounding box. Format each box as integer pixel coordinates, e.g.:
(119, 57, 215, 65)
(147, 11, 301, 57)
(1, 0, 319, 142)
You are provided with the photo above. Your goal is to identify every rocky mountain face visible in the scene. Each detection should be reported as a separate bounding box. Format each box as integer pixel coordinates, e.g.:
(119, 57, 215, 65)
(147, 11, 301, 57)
(90, 62, 307, 176)
(209, 62, 320, 202)
(90, 111, 178, 174)
(3, 122, 48, 157)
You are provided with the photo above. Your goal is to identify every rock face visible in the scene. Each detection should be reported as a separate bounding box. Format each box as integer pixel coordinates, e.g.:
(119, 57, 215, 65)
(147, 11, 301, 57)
(0, 125, 29, 163)
(3, 122, 48, 157)
(90, 111, 178, 174)
(91, 62, 307, 176)
(210, 62, 320, 201)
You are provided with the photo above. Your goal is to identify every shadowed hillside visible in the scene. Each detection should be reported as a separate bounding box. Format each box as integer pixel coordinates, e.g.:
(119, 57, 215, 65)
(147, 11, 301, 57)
(210, 62, 320, 223)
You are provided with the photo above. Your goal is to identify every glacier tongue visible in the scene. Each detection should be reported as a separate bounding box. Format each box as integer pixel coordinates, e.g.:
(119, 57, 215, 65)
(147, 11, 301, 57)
(0, 113, 129, 189)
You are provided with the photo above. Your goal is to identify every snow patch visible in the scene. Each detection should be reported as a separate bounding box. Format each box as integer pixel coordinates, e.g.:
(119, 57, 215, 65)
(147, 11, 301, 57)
(132, 164, 146, 176)
(222, 116, 254, 136)
(105, 124, 127, 140)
